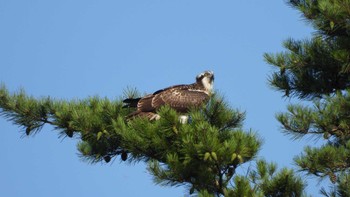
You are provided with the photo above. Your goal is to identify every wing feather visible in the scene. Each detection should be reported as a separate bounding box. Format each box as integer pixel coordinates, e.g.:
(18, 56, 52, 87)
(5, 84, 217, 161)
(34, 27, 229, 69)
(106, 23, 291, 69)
(152, 87, 209, 112)
(136, 84, 209, 113)
(137, 94, 156, 112)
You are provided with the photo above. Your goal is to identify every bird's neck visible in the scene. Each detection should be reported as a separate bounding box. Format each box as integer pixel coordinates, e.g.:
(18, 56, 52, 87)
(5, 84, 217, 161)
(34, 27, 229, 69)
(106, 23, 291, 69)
(203, 78, 214, 93)
(194, 80, 213, 95)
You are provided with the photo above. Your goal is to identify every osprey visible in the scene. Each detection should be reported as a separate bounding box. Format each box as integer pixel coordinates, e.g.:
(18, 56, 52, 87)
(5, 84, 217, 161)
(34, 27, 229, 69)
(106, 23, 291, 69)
(123, 71, 214, 122)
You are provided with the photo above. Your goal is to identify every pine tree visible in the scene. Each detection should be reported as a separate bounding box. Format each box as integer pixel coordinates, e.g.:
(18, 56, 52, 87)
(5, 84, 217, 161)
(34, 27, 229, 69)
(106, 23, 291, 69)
(265, 0, 350, 195)
(0, 84, 306, 196)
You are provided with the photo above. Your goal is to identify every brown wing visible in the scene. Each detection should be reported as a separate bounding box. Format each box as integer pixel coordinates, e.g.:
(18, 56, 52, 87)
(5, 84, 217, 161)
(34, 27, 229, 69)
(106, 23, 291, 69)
(136, 84, 192, 112)
(137, 94, 156, 112)
(152, 87, 209, 112)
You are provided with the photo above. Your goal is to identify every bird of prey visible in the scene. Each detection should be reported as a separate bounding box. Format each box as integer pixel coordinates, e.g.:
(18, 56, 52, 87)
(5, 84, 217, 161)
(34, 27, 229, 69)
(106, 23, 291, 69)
(123, 71, 214, 122)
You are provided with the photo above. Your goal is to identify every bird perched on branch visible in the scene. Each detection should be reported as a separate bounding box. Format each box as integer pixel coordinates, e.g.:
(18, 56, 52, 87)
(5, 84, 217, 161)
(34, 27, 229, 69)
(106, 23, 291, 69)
(123, 71, 214, 123)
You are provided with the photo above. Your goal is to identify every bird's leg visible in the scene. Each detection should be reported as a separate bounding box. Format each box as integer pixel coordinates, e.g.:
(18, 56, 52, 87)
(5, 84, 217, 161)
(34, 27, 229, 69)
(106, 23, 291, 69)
(179, 115, 189, 124)
(149, 113, 161, 121)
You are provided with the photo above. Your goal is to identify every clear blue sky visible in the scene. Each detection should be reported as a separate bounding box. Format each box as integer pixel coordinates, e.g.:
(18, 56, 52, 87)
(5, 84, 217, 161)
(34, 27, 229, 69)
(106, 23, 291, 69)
(0, 1, 326, 196)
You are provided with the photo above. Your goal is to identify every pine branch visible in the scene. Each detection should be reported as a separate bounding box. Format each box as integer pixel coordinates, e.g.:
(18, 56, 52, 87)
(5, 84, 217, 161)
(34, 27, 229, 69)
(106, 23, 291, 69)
(0, 84, 307, 195)
(0, 85, 55, 135)
(0, 85, 127, 163)
(295, 142, 350, 183)
(267, 0, 350, 195)
(275, 91, 350, 144)
(248, 159, 306, 197)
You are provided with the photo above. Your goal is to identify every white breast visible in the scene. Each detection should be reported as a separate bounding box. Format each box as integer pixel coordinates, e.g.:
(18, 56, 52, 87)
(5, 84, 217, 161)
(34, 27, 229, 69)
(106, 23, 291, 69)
(202, 77, 214, 93)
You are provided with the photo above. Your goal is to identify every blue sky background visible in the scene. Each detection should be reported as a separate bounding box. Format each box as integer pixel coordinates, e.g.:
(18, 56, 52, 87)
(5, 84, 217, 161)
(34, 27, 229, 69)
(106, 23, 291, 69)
(0, 1, 328, 196)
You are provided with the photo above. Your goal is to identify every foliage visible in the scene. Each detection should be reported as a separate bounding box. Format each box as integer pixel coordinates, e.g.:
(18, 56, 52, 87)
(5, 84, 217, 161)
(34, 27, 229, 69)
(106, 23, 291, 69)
(265, 0, 350, 99)
(265, 0, 350, 195)
(0, 84, 306, 196)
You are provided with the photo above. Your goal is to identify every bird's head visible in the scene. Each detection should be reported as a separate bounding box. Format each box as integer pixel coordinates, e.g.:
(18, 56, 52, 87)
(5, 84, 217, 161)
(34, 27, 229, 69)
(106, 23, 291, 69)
(196, 70, 214, 94)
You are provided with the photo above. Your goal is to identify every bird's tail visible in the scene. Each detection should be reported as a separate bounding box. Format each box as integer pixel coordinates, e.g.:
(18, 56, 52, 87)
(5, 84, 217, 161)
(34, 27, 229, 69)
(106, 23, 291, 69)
(122, 98, 141, 108)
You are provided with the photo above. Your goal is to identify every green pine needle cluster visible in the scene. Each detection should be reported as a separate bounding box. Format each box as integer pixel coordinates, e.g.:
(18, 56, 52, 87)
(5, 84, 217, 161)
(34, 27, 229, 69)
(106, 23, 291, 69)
(265, 0, 350, 99)
(249, 159, 306, 197)
(197, 159, 307, 197)
(277, 91, 350, 143)
(0, 84, 307, 196)
(0, 84, 126, 163)
(264, 37, 348, 99)
(265, 0, 350, 196)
